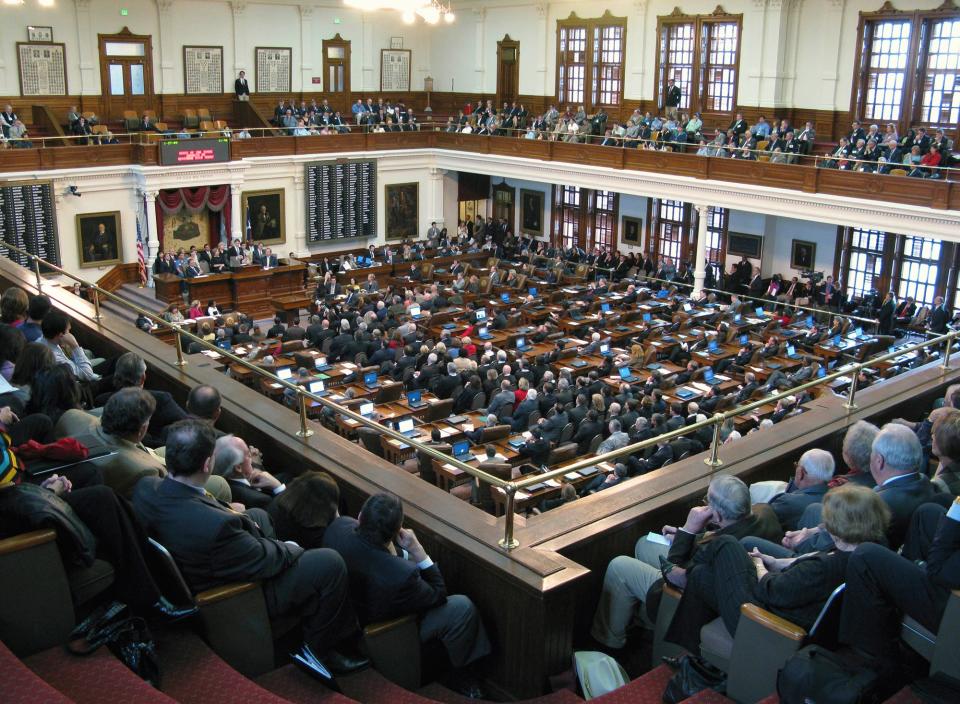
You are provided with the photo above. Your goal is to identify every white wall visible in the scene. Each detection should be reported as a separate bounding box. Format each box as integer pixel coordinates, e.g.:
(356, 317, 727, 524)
(0, 0, 944, 111)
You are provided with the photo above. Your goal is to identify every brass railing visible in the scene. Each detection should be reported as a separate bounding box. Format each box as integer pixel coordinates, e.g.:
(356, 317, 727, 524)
(3, 242, 956, 551)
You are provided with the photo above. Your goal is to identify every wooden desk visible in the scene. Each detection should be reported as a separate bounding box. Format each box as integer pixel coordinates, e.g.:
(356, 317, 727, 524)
(271, 294, 312, 323)
(187, 273, 233, 307)
(154, 274, 183, 304)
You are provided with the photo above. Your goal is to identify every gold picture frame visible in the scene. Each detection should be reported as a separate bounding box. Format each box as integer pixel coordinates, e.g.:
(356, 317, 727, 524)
(76, 211, 122, 268)
(520, 189, 544, 237)
(622, 216, 642, 245)
(242, 189, 285, 246)
(385, 183, 419, 240)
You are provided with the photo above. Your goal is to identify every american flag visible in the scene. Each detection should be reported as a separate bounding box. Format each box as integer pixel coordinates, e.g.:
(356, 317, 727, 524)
(136, 194, 148, 286)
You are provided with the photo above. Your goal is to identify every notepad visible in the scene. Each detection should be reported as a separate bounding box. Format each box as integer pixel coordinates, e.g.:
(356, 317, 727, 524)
(645, 532, 671, 547)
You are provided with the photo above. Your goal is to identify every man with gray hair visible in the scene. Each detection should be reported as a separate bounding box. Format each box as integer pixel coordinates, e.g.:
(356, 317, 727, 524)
(590, 474, 782, 649)
(597, 419, 630, 455)
(830, 420, 879, 488)
(766, 448, 835, 531)
(211, 434, 286, 509)
(485, 380, 515, 417)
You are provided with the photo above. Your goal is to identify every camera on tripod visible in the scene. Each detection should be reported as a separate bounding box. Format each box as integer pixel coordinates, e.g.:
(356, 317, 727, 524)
(801, 270, 824, 285)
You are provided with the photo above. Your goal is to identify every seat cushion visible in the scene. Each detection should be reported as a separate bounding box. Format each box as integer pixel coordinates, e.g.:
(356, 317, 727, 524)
(699, 617, 733, 671)
(67, 558, 115, 605)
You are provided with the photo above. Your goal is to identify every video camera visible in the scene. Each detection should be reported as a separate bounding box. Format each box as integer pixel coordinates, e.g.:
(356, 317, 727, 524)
(800, 270, 824, 284)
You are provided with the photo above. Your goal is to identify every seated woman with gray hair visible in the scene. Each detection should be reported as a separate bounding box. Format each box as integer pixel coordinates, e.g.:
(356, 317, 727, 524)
(662, 484, 890, 653)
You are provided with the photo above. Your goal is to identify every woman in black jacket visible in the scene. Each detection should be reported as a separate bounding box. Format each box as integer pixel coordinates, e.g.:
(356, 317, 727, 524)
(662, 484, 889, 653)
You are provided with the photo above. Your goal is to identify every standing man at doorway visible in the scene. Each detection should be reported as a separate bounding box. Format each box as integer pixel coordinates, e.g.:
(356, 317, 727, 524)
(235, 70, 250, 102)
(664, 78, 682, 121)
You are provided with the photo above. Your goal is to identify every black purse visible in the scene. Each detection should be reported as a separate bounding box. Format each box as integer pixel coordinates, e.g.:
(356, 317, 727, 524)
(67, 601, 160, 687)
(662, 654, 727, 704)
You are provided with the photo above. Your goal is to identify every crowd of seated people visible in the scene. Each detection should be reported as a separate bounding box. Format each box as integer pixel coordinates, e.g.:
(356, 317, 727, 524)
(588, 402, 959, 694)
(0, 287, 494, 695)
(268, 97, 419, 134)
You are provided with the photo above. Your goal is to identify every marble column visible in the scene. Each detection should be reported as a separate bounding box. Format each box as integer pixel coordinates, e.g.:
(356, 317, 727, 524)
(473, 8, 486, 93)
(231, 1, 248, 77)
(143, 190, 160, 285)
(75, 0, 97, 95)
(299, 5, 314, 92)
(693, 204, 709, 297)
(156, 0, 176, 92)
(231, 186, 243, 242)
(292, 173, 307, 256)
(429, 168, 446, 231)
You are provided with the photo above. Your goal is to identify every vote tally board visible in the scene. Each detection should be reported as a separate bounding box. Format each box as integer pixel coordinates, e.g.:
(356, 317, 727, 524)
(0, 181, 60, 268)
(305, 160, 376, 242)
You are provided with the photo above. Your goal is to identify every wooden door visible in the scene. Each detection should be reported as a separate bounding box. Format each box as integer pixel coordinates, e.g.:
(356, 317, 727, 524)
(496, 36, 520, 106)
(98, 28, 154, 123)
(492, 183, 515, 233)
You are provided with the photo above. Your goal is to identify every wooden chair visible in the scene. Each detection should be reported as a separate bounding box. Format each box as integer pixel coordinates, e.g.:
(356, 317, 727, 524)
(199, 120, 215, 133)
(122, 110, 139, 131)
(547, 442, 578, 465)
(357, 427, 386, 458)
(889, 168, 908, 176)
(361, 615, 422, 690)
(90, 125, 108, 136)
(423, 398, 453, 422)
(153, 122, 168, 132)
(374, 382, 402, 403)
(197, 107, 213, 123)
(182, 108, 200, 129)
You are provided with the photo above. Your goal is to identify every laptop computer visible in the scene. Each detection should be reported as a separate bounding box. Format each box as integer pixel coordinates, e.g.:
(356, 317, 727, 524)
(406, 389, 425, 408)
(309, 380, 329, 397)
(449, 347, 460, 358)
(755, 307, 765, 318)
(276, 367, 293, 381)
(314, 356, 331, 372)
(477, 325, 493, 340)
(658, 289, 669, 299)
(646, 362, 661, 370)
(442, 323, 457, 330)
(703, 367, 716, 383)
(408, 304, 423, 319)
(395, 417, 421, 438)
(675, 387, 696, 399)
(707, 339, 720, 354)
(501, 293, 510, 303)
(452, 440, 471, 459)
(618, 366, 640, 383)
(446, 415, 468, 425)
(599, 343, 612, 357)
(734, 313, 742, 323)
(359, 402, 375, 417)
(528, 287, 538, 297)
(363, 371, 379, 388)
(683, 303, 693, 313)
(786, 344, 801, 359)
(475, 308, 487, 322)
(569, 359, 588, 368)
(569, 309, 584, 320)
(833, 334, 842, 346)
(740, 334, 749, 345)
(643, 312, 652, 322)
(806, 315, 815, 328)
(817, 367, 827, 378)
(515, 336, 530, 352)
(601, 302, 611, 313)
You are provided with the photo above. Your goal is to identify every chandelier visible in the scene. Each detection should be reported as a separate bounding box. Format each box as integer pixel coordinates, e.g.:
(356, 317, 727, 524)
(343, 0, 455, 25)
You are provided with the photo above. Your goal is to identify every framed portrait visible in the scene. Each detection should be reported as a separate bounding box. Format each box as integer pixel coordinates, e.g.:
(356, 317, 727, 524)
(622, 216, 642, 245)
(27, 26, 53, 42)
(162, 211, 209, 253)
(76, 212, 122, 268)
(17, 42, 67, 96)
(385, 183, 418, 240)
(183, 46, 223, 95)
(390, 36, 403, 49)
(520, 189, 544, 237)
(243, 189, 285, 245)
(255, 47, 292, 93)
(727, 232, 763, 259)
(791, 239, 816, 270)
(380, 49, 411, 91)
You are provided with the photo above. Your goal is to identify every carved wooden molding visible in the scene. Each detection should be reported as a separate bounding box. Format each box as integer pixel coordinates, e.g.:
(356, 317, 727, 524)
(711, 5, 733, 15)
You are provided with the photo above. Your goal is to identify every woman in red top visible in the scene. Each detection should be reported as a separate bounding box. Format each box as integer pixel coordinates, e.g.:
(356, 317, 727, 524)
(514, 377, 529, 410)
(911, 144, 941, 178)
(188, 300, 204, 319)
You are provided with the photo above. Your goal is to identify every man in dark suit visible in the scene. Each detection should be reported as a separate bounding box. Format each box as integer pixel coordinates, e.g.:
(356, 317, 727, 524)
(929, 296, 950, 334)
(839, 496, 960, 662)
(434, 363, 462, 400)
(766, 448, 834, 531)
(261, 247, 280, 269)
(133, 420, 366, 675)
(664, 78, 682, 119)
(234, 71, 250, 101)
(747, 267, 764, 298)
(282, 318, 306, 342)
(537, 401, 569, 443)
(323, 493, 490, 694)
(211, 434, 285, 509)
(572, 409, 604, 453)
(734, 372, 759, 404)
(517, 427, 552, 466)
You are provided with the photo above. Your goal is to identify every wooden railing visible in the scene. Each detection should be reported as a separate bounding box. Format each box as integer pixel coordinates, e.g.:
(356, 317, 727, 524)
(2, 130, 958, 212)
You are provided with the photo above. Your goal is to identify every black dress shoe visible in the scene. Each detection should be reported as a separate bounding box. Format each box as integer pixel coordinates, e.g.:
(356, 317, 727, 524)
(153, 597, 198, 621)
(320, 649, 370, 676)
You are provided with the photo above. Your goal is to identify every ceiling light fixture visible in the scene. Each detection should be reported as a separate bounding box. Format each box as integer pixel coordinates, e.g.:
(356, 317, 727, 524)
(343, 0, 455, 25)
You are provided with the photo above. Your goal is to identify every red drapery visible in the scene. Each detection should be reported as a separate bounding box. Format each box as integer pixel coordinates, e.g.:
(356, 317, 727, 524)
(154, 185, 231, 252)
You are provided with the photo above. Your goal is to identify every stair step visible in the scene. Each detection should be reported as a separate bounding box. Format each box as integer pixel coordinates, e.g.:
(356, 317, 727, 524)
(0, 640, 73, 703)
(418, 681, 583, 704)
(155, 629, 292, 704)
(682, 689, 734, 703)
(25, 644, 176, 704)
(336, 668, 435, 704)
(590, 664, 673, 704)
(255, 663, 356, 704)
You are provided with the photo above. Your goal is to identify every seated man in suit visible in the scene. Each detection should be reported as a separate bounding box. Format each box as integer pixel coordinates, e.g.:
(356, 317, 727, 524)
(323, 493, 491, 697)
(591, 475, 782, 649)
(764, 448, 834, 531)
(134, 419, 367, 676)
(211, 434, 286, 509)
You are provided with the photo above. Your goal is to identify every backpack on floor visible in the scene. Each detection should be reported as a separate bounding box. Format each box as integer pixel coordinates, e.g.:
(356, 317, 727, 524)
(777, 645, 884, 704)
(573, 650, 628, 700)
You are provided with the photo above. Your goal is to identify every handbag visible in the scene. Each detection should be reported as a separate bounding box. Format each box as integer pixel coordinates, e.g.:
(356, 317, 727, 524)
(67, 601, 160, 686)
(573, 651, 629, 700)
(777, 645, 886, 704)
(662, 654, 727, 704)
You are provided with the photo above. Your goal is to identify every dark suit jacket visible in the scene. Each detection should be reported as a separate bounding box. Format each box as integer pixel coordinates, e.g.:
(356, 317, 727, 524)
(667, 509, 784, 567)
(930, 306, 949, 334)
(133, 476, 302, 593)
(227, 478, 275, 510)
(768, 481, 829, 531)
(322, 516, 446, 625)
(927, 511, 960, 589)
(877, 473, 942, 547)
(235, 78, 250, 96)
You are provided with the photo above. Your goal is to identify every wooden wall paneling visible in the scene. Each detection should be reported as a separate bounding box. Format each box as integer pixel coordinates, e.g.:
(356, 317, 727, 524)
(552, 141, 624, 169)
(487, 137, 553, 160)
(96, 262, 141, 291)
(815, 169, 942, 208)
